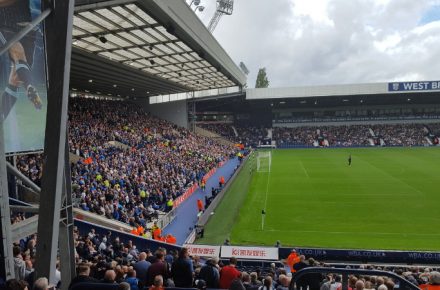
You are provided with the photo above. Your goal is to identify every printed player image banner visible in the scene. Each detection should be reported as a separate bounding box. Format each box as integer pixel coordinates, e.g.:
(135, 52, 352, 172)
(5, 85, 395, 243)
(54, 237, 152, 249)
(221, 246, 279, 260)
(1, 0, 48, 153)
(388, 81, 440, 92)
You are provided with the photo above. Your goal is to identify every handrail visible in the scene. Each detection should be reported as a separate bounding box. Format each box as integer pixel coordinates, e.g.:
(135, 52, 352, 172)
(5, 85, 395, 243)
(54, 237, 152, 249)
(289, 267, 419, 290)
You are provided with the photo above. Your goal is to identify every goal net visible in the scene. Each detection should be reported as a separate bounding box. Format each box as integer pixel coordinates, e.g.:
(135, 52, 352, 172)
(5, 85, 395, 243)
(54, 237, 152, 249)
(257, 151, 272, 173)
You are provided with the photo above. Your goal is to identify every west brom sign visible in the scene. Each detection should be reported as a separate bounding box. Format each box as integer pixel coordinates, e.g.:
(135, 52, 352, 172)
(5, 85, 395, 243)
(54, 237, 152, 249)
(388, 81, 440, 92)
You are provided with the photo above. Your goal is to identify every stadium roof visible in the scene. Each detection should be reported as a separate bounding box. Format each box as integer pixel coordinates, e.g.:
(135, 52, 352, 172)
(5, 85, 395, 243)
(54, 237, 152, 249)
(246, 80, 440, 100)
(70, 0, 246, 98)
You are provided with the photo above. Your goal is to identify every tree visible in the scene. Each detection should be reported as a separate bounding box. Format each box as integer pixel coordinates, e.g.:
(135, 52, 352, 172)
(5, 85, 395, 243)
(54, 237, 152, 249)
(255, 68, 269, 88)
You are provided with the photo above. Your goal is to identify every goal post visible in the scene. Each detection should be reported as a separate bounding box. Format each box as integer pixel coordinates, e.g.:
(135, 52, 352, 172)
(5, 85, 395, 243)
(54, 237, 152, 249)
(256, 150, 272, 173)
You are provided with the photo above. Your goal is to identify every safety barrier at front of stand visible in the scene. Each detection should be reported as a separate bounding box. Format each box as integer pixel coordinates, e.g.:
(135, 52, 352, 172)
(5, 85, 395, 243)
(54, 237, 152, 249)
(290, 268, 419, 290)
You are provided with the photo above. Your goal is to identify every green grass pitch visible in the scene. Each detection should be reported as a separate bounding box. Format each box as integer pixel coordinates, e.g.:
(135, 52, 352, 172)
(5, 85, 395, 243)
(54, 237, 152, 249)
(199, 147, 440, 251)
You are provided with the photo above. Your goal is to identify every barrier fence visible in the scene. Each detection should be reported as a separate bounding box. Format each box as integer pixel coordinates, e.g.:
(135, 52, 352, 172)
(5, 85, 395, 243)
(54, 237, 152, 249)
(290, 268, 419, 290)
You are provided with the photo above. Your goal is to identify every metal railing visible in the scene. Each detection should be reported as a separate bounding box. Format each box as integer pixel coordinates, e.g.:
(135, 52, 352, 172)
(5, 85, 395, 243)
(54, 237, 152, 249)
(290, 267, 419, 290)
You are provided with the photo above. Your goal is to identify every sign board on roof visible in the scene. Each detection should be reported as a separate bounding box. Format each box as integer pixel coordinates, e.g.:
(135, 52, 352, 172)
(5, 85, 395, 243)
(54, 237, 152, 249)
(221, 246, 279, 260)
(183, 244, 220, 258)
(388, 81, 440, 92)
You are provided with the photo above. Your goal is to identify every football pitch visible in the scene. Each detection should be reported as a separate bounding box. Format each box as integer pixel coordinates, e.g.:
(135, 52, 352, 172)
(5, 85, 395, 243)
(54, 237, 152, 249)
(199, 147, 440, 251)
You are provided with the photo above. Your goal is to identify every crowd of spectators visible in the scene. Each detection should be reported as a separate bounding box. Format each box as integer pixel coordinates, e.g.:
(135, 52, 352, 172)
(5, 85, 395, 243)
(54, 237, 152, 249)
(15, 98, 237, 228)
(274, 127, 318, 147)
(15, 154, 43, 187)
(5, 229, 440, 290)
(370, 124, 427, 147)
(198, 123, 269, 147)
(200, 123, 435, 148)
(198, 124, 237, 141)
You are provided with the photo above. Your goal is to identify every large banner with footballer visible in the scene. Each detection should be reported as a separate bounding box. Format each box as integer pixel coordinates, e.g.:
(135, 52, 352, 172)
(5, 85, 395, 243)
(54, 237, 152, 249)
(1, 0, 48, 153)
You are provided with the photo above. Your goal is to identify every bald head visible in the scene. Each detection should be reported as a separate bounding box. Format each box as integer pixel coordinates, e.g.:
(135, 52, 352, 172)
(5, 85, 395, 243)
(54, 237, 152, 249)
(139, 252, 147, 261)
(355, 280, 365, 290)
(104, 270, 116, 283)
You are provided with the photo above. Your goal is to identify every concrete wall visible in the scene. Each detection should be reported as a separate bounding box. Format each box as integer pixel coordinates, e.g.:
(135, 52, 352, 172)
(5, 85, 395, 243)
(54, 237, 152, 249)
(136, 99, 189, 129)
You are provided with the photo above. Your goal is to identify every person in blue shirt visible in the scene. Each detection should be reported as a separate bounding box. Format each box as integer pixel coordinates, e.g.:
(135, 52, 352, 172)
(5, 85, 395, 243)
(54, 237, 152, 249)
(124, 268, 140, 290)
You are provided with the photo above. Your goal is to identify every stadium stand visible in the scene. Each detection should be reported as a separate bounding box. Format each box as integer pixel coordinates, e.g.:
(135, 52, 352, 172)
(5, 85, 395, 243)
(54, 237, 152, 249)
(13, 98, 238, 232)
(197, 123, 435, 148)
(8, 226, 440, 290)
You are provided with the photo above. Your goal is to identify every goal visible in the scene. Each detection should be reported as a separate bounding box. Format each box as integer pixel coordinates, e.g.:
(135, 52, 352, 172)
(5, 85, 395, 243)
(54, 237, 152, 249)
(256, 151, 272, 173)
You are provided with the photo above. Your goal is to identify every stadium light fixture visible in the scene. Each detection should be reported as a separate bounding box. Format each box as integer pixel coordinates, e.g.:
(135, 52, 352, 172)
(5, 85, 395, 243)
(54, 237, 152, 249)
(189, 0, 201, 7)
(98, 36, 107, 43)
(195, 5, 205, 12)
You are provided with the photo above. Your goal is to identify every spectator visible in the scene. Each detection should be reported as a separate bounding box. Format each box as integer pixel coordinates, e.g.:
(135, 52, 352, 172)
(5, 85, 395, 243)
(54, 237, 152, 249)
(102, 270, 117, 284)
(220, 258, 241, 289)
(13, 246, 26, 281)
(149, 275, 165, 290)
(276, 275, 290, 290)
(146, 250, 170, 286)
(124, 268, 139, 290)
(250, 272, 262, 287)
(242, 272, 252, 289)
(230, 278, 246, 290)
(259, 276, 273, 290)
(5, 279, 28, 290)
(118, 282, 131, 290)
(355, 280, 365, 290)
(171, 248, 194, 288)
(32, 278, 49, 290)
(133, 252, 151, 285)
(68, 263, 98, 288)
(199, 257, 220, 288)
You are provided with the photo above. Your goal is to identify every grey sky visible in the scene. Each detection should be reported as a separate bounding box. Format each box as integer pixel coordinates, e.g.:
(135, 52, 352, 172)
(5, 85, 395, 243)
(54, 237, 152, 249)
(191, 0, 440, 88)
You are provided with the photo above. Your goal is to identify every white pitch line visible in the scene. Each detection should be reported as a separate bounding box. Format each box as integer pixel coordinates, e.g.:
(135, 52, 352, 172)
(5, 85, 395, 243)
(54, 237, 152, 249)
(299, 160, 309, 178)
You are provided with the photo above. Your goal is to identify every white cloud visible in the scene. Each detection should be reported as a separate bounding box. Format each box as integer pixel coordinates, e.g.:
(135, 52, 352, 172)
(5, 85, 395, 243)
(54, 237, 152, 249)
(193, 0, 440, 87)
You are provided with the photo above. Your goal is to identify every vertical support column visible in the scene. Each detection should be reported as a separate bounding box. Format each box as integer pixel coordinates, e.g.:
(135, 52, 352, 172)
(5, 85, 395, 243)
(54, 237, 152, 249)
(34, 0, 74, 284)
(187, 91, 196, 132)
(58, 140, 75, 290)
(0, 106, 14, 280)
